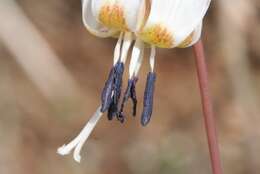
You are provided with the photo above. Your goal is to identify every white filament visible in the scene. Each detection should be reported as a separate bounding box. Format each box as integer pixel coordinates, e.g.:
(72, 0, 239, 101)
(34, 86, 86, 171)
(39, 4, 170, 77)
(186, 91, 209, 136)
(113, 32, 124, 65)
(57, 106, 103, 163)
(129, 39, 144, 78)
(134, 47, 144, 77)
(149, 46, 156, 72)
(120, 32, 133, 63)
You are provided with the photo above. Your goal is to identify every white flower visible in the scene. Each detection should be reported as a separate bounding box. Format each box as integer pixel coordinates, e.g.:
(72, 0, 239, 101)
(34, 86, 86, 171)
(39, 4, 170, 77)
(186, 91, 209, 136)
(58, 0, 211, 163)
(137, 0, 210, 48)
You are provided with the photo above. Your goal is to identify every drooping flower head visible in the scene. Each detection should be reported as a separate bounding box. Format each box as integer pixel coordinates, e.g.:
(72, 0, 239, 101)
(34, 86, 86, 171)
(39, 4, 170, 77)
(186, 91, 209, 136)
(138, 0, 208, 48)
(58, 0, 211, 162)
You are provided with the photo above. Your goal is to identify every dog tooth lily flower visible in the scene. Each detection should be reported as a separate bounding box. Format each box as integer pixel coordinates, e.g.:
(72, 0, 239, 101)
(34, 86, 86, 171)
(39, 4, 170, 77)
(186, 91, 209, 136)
(90, 0, 145, 121)
(57, 0, 145, 162)
(57, 0, 211, 163)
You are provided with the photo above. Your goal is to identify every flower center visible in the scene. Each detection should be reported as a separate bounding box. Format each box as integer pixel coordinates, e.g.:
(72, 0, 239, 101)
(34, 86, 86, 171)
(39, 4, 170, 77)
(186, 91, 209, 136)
(138, 24, 174, 48)
(99, 5, 128, 31)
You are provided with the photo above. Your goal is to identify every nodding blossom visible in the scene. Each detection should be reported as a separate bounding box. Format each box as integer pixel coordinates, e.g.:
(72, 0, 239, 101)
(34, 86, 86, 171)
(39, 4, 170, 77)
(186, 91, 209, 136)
(58, 0, 211, 163)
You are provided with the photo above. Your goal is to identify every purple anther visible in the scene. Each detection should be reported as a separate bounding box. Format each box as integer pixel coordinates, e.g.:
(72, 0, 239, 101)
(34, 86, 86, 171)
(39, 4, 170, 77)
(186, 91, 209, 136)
(101, 66, 115, 113)
(118, 77, 138, 120)
(100, 61, 125, 120)
(141, 72, 156, 126)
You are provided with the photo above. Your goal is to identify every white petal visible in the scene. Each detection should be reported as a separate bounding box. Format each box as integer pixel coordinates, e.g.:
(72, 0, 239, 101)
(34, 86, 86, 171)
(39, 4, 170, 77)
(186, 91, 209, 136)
(91, 0, 145, 32)
(57, 106, 103, 163)
(177, 21, 203, 48)
(187, 22, 203, 47)
(121, 0, 146, 31)
(82, 0, 117, 37)
(138, 0, 211, 48)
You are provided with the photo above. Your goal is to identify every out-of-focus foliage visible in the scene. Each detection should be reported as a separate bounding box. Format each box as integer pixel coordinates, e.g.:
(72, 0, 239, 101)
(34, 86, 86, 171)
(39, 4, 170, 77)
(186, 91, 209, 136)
(0, 0, 260, 174)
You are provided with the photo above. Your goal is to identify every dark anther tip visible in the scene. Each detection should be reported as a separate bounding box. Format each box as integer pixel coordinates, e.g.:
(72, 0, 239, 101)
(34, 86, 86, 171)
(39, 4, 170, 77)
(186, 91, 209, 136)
(141, 115, 150, 126)
(132, 101, 137, 116)
(116, 113, 125, 123)
(107, 101, 117, 120)
(140, 72, 156, 126)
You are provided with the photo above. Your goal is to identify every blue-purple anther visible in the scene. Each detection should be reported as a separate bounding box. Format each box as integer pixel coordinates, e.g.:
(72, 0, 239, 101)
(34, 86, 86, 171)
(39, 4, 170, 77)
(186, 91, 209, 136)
(141, 72, 156, 126)
(101, 67, 115, 113)
(118, 77, 138, 120)
(101, 62, 156, 126)
(111, 62, 124, 121)
(100, 61, 125, 121)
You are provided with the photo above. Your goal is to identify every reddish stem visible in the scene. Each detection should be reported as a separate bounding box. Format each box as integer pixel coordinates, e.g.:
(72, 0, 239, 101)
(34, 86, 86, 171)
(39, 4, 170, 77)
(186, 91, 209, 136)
(193, 40, 223, 174)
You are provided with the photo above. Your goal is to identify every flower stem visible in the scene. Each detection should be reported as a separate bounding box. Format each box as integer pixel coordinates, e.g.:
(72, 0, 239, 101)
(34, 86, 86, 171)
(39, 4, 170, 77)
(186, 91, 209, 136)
(193, 40, 223, 174)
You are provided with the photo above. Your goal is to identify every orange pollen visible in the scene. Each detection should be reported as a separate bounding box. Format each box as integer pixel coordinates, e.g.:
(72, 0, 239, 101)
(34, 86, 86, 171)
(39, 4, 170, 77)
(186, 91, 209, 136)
(99, 5, 128, 31)
(138, 24, 174, 48)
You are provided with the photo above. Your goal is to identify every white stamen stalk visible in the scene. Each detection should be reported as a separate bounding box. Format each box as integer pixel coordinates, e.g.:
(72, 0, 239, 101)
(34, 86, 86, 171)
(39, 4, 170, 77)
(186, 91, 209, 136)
(57, 106, 103, 163)
(149, 46, 156, 72)
(134, 47, 144, 77)
(120, 32, 133, 63)
(113, 32, 124, 65)
(129, 39, 144, 78)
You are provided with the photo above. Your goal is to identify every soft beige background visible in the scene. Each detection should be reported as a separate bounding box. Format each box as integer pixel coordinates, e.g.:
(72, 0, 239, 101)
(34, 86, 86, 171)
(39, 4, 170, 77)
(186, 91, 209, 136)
(0, 0, 260, 174)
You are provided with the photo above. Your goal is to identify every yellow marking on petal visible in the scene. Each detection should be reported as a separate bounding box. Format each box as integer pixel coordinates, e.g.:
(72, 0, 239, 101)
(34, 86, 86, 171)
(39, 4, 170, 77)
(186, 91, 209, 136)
(138, 25, 174, 48)
(99, 5, 128, 31)
(177, 32, 194, 48)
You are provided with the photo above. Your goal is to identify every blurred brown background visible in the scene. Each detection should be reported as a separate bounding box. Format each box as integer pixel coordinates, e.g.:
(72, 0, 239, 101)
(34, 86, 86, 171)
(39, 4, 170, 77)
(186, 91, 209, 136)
(0, 0, 260, 174)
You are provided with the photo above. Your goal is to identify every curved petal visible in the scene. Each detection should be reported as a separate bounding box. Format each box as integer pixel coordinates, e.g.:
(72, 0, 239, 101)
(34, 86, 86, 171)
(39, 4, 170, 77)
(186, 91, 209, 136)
(82, 0, 117, 37)
(177, 21, 203, 48)
(91, 0, 145, 32)
(137, 0, 211, 48)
